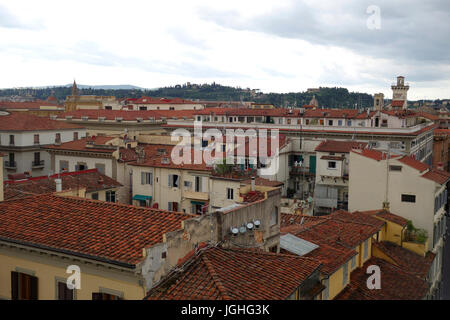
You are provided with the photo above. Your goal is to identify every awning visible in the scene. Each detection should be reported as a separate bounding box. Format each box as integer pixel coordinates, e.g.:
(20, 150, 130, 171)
(132, 195, 152, 201)
(190, 200, 205, 205)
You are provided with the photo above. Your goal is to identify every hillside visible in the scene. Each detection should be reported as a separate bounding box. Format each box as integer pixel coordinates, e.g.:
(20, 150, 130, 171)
(0, 83, 374, 109)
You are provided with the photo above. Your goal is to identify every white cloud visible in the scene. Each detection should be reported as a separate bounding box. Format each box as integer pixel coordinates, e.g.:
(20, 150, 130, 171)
(0, 0, 448, 99)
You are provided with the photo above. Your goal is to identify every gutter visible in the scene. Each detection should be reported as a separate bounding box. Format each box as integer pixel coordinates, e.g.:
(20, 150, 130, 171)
(0, 237, 136, 270)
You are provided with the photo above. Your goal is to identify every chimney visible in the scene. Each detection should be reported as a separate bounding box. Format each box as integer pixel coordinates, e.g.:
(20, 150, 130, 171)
(55, 178, 62, 192)
(251, 176, 256, 191)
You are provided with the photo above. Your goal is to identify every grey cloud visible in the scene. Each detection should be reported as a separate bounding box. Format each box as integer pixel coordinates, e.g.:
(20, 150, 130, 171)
(197, 0, 450, 67)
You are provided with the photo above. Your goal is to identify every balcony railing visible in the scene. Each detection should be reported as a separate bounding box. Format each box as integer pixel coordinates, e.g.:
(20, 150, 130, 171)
(32, 160, 45, 168)
(4, 161, 17, 169)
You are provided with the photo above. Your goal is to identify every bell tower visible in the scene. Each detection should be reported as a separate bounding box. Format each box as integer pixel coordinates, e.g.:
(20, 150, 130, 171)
(391, 76, 409, 109)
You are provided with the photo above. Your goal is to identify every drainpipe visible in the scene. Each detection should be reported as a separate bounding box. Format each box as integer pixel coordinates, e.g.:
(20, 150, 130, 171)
(55, 178, 62, 192)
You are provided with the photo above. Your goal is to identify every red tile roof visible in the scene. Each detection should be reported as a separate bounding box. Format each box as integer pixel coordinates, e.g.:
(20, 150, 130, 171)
(240, 190, 265, 203)
(56, 109, 197, 121)
(352, 148, 401, 161)
(146, 246, 322, 300)
(3, 169, 122, 200)
(357, 209, 408, 227)
(0, 112, 84, 131)
(45, 136, 117, 153)
(391, 100, 405, 107)
(315, 140, 367, 153)
(0, 194, 194, 266)
(334, 257, 429, 300)
(280, 211, 384, 274)
(421, 168, 450, 184)
(397, 155, 429, 172)
(0, 100, 61, 110)
(130, 144, 212, 171)
(129, 96, 200, 105)
(373, 241, 435, 279)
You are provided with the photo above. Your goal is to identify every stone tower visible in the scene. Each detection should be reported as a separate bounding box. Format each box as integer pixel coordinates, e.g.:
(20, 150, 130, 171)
(72, 80, 78, 97)
(391, 76, 409, 109)
(309, 95, 319, 108)
(374, 93, 384, 110)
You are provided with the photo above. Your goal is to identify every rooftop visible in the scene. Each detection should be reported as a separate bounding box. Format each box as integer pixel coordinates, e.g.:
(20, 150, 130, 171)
(0, 194, 194, 266)
(146, 246, 322, 300)
(3, 169, 122, 200)
(335, 257, 429, 300)
(315, 140, 367, 153)
(0, 112, 84, 131)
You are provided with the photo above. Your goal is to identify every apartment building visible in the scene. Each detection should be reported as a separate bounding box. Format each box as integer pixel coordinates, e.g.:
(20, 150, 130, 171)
(3, 169, 122, 202)
(0, 112, 86, 179)
(348, 148, 450, 297)
(0, 193, 194, 300)
(54, 109, 196, 137)
(123, 96, 204, 111)
(313, 140, 367, 215)
(45, 136, 137, 203)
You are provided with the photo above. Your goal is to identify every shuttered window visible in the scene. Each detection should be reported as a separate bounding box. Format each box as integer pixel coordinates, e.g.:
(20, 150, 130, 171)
(11, 271, 38, 300)
(57, 281, 74, 300)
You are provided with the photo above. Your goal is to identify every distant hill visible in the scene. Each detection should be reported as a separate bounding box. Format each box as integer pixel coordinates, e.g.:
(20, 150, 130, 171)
(0, 82, 375, 108)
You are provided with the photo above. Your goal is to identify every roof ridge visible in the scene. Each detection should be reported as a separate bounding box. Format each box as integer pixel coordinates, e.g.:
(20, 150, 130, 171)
(201, 253, 232, 300)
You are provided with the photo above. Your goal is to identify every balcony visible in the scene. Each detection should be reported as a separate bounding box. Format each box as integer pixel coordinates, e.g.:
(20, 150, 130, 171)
(184, 190, 209, 201)
(4, 161, 17, 169)
(290, 167, 315, 177)
(32, 160, 45, 168)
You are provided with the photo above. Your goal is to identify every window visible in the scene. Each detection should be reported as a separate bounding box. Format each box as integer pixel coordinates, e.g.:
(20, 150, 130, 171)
(106, 191, 116, 203)
(55, 133, 61, 143)
(168, 202, 179, 211)
(105, 106, 112, 110)
(9, 134, 14, 145)
(269, 245, 278, 253)
(328, 120, 333, 126)
(343, 263, 348, 286)
(351, 255, 356, 269)
(73, 132, 78, 140)
(11, 271, 38, 300)
(34, 134, 40, 144)
(168, 174, 179, 188)
(328, 161, 337, 169)
(141, 172, 153, 185)
(33, 152, 41, 166)
(75, 163, 87, 171)
(92, 292, 122, 300)
(56, 280, 74, 300)
(338, 120, 342, 126)
(271, 206, 279, 226)
(401, 194, 416, 203)
(59, 160, 69, 172)
(91, 193, 99, 200)
(195, 176, 202, 192)
(227, 188, 234, 200)
(184, 181, 192, 188)
(364, 240, 369, 259)
(389, 165, 402, 171)
(139, 106, 147, 111)
(347, 120, 352, 126)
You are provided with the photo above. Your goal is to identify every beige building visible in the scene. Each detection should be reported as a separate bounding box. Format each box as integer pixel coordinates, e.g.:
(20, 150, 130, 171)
(348, 148, 449, 295)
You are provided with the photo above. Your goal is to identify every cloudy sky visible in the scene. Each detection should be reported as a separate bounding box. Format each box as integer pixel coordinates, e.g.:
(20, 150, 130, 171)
(0, 0, 449, 99)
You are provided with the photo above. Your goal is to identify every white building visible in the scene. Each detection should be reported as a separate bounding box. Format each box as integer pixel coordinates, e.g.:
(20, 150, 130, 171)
(0, 111, 85, 179)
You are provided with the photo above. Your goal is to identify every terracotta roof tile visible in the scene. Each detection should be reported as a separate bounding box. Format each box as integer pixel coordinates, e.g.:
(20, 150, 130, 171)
(335, 257, 429, 300)
(357, 209, 408, 226)
(4, 169, 122, 200)
(315, 140, 367, 153)
(146, 246, 322, 300)
(397, 156, 429, 172)
(0, 112, 84, 131)
(0, 194, 193, 266)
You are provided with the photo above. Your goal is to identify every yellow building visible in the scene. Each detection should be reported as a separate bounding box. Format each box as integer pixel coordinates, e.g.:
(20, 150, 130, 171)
(0, 193, 193, 300)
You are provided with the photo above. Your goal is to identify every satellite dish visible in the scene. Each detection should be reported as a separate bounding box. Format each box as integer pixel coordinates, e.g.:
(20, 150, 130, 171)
(239, 226, 247, 234)
(231, 227, 239, 235)
(254, 220, 261, 228)
(247, 222, 254, 230)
